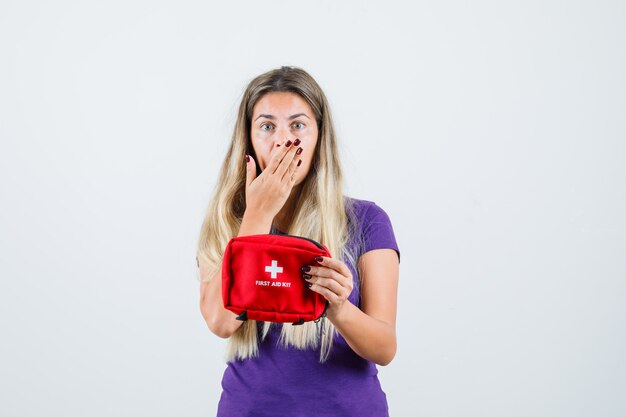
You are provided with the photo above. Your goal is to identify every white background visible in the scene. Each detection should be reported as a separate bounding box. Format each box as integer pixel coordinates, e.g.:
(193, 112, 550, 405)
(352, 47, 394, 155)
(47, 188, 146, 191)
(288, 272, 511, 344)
(1, 1, 624, 416)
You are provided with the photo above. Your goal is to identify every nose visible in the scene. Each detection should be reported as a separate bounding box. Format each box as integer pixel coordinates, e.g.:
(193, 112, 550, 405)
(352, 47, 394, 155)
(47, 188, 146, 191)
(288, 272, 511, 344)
(272, 126, 296, 148)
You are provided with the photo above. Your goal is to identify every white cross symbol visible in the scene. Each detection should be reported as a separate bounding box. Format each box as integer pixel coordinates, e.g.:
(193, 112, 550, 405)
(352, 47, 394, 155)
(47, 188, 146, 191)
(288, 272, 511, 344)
(265, 260, 284, 279)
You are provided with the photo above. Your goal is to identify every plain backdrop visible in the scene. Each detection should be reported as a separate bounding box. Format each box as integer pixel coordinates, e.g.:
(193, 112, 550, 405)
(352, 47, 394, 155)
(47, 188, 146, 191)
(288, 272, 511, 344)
(1, 1, 624, 416)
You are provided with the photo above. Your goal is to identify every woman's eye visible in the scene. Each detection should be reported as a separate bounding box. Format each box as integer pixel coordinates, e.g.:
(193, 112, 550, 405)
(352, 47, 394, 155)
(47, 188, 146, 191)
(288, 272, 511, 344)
(260, 122, 304, 131)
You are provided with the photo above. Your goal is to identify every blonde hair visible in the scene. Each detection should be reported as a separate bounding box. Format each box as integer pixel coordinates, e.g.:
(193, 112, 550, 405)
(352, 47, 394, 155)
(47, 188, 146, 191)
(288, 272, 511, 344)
(196, 66, 363, 363)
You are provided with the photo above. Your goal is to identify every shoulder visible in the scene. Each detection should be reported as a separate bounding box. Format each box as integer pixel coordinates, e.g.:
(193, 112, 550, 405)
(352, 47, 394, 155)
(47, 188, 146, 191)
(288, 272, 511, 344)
(345, 196, 400, 262)
(345, 196, 392, 224)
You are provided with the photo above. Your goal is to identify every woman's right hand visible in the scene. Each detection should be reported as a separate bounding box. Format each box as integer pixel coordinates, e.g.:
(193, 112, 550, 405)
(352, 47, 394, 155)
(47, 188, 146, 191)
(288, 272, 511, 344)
(244, 138, 303, 219)
(200, 139, 303, 338)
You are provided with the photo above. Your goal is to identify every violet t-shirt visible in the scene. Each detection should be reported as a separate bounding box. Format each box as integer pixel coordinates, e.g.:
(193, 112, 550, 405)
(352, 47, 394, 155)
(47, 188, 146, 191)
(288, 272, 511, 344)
(216, 197, 400, 417)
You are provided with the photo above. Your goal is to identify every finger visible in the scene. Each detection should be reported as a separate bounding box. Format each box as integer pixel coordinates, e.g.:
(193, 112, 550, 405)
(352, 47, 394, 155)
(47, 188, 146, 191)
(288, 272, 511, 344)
(315, 256, 352, 280)
(282, 153, 302, 184)
(305, 266, 350, 288)
(308, 282, 340, 304)
(306, 276, 345, 295)
(274, 139, 301, 179)
(244, 154, 257, 190)
(266, 138, 296, 175)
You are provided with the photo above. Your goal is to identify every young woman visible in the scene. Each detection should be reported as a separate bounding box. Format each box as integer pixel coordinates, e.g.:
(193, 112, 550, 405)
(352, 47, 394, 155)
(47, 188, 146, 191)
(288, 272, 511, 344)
(197, 66, 401, 417)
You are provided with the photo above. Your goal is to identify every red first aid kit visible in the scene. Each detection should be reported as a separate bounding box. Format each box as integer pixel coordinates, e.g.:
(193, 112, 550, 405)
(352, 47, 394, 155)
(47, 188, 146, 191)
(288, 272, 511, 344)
(221, 233, 331, 325)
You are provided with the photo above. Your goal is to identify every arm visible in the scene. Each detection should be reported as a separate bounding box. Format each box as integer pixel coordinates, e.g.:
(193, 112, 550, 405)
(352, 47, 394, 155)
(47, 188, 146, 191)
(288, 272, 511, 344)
(309, 248, 399, 366)
(199, 211, 273, 338)
(199, 137, 309, 337)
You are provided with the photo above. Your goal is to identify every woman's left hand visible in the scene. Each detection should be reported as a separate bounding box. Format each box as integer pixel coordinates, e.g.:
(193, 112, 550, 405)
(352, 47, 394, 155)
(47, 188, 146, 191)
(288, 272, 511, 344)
(301, 256, 354, 318)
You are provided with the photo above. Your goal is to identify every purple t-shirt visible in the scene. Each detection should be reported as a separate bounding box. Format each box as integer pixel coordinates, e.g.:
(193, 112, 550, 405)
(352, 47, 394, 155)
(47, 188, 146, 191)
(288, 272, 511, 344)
(216, 197, 400, 417)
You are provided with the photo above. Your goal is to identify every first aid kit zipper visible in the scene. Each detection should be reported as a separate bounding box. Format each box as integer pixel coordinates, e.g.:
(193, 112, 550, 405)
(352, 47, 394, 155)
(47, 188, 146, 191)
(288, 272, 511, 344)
(271, 226, 326, 251)
(286, 234, 326, 251)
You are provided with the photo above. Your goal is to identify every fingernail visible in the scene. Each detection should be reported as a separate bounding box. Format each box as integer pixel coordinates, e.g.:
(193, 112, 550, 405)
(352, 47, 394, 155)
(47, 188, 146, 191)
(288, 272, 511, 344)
(285, 140, 292, 147)
(306, 282, 313, 287)
(302, 273, 312, 279)
(245, 155, 250, 163)
(296, 147, 303, 155)
(315, 257, 323, 263)
(293, 138, 301, 146)
(301, 265, 311, 272)
(297, 160, 302, 167)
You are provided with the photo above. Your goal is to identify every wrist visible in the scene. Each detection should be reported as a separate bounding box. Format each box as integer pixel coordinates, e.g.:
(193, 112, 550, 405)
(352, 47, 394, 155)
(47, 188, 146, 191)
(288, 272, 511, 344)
(326, 300, 354, 325)
(238, 211, 273, 236)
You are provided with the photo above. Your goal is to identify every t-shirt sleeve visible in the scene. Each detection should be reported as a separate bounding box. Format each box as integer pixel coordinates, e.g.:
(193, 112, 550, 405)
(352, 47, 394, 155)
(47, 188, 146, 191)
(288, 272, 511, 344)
(361, 202, 401, 263)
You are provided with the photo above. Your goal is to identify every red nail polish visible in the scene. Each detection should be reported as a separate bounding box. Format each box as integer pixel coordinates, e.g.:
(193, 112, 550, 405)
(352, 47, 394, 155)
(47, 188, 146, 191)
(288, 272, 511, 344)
(293, 138, 301, 146)
(245, 155, 250, 162)
(296, 147, 303, 155)
(297, 159, 302, 167)
(315, 256, 323, 263)
(285, 140, 292, 147)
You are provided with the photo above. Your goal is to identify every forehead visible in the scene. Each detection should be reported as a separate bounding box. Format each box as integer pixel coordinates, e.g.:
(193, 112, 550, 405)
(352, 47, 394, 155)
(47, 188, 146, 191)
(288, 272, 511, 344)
(252, 92, 313, 117)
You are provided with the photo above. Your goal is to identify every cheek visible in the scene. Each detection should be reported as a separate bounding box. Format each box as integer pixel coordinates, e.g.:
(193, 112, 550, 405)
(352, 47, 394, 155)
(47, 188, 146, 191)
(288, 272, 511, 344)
(298, 150, 316, 173)
(303, 143, 317, 165)
(250, 136, 270, 161)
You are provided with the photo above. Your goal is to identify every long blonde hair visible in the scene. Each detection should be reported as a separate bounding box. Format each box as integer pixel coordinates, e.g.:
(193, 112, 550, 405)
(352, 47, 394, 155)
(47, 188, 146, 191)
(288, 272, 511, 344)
(196, 66, 362, 363)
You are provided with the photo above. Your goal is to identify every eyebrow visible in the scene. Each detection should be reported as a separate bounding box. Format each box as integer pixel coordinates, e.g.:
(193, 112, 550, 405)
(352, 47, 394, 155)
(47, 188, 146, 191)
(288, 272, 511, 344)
(254, 113, 310, 121)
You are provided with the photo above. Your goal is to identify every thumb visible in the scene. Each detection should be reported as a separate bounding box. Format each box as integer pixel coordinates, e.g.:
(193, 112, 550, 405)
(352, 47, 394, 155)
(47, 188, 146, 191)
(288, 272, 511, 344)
(245, 154, 257, 189)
